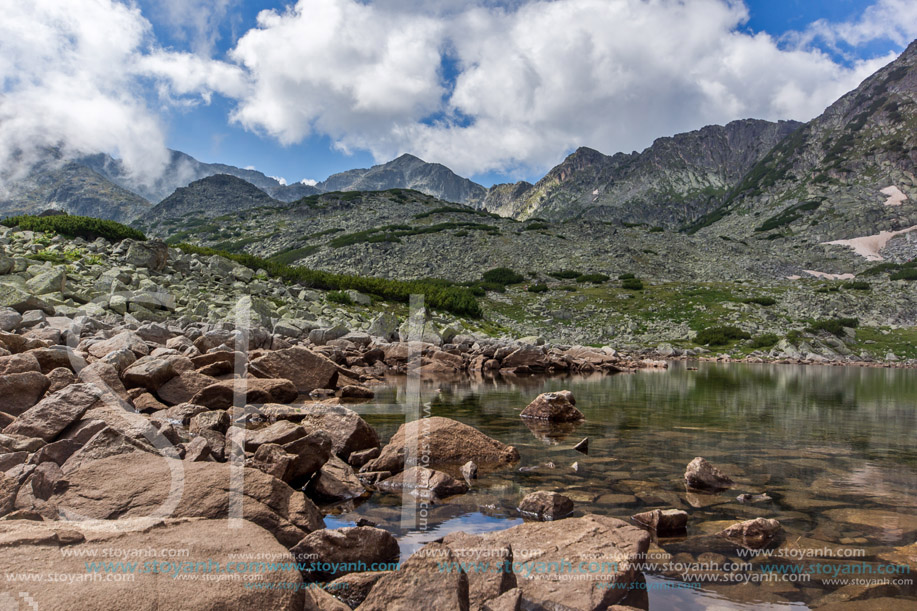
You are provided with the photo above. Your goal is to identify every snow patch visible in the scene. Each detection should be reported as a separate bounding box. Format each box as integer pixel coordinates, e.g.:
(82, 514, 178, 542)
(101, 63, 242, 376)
(880, 185, 907, 207)
(823, 225, 917, 261)
(802, 270, 855, 280)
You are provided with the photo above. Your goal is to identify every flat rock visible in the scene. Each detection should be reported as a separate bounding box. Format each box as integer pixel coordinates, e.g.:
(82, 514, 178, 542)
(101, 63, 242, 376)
(358, 542, 470, 611)
(51, 453, 324, 548)
(156, 370, 219, 405)
(0, 518, 302, 609)
(3, 383, 102, 441)
(442, 514, 650, 610)
(250, 346, 338, 393)
(291, 526, 400, 581)
(295, 403, 379, 461)
(191, 378, 298, 409)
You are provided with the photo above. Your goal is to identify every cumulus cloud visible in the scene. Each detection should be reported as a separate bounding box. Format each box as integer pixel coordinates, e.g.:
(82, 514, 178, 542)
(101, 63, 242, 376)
(299, 178, 318, 186)
(224, 0, 907, 177)
(791, 0, 917, 52)
(269, 175, 288, 186)
(0, 0, 246, 193)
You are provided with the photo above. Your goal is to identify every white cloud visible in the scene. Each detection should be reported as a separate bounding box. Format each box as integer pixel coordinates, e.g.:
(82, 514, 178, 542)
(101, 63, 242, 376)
(791, 0, 917, 52)
(269, 175, 288, 186)
(0, 0, 248, 193)
(299, 178, 318, 186)
(147, 0, 240, 56)
(223, 0, 909, 177)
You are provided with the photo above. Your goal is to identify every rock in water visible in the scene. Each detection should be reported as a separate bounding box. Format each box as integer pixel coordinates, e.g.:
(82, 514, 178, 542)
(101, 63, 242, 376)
(442, 515, 650, 610)
(520, 391, 584, 422)
(631, 508, 688, 535)
(573, 437, 589, 454)
(291, 526, 400, 581)
(517, 491, 574, 520)
(363, 417, 519, 473)
(717, 518, 783, 549)
(376, 466, 469, 501)
(684, 456, 734, 491)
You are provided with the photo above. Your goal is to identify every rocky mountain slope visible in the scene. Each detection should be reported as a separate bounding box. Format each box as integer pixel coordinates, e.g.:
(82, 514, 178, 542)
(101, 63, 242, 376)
(137, 174, 283, 231)
(479, 119, 802, 226)
(692, 39, 917, 270)
(317, 154, 487, 206)
(0, 159, 151, 223)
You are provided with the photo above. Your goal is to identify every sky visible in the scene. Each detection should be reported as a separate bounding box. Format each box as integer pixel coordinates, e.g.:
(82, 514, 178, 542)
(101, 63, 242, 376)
(1, 0, 915, 191)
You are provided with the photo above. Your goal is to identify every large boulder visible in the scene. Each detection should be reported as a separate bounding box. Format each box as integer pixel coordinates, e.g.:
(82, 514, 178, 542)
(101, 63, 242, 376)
(307, 455, 366, 503)
(50, 453, 324, 548)
(121, 356, 179, 391)
(363, 417, 519, 474)
(684, 457, 734, 491)
(0, 518, 303, 610)
(191, 378, 298, 409)
(0, 371, 50, 416)
(156, 371, 219, 405)
(125, 240, 169, 271)
(442, 515, 650, 610)
(249, 347, 338, 393)
(87, 331, 149, 359)
(0, 352, 41, 375)
(358, 542, 469, 611)
(0, 285, 54, 314)
(501, 345, 547, 370)
(3, 383, 102, 441)
(519, 391, 584, 422)
(291, 526, 400, 581)
(294, 403, 379, 461)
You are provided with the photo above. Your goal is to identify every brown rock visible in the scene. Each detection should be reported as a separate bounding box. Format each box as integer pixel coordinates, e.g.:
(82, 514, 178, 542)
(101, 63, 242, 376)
(78, 362, 128, 401)
(250, 346, 338, 393)
(291, 526, 400, 581)
(684, 457, 734, 491)
(307, 455, 366, 503)
(340, 384, 374, 399)
(518, 491, 574, 520)
(520, 391, 584, 422)
(364, 417, 519, 474)
(46, 367, 76, 393)
(51, 453, 324, 547)
(184, 436, 211, 462)
(443, 515, 650, 610)
(190, 410, 230, 435)
(304, 587, 352, 611)
(358, 542, 469, 611)
(252, 443, 295, 481)
(60, 427, 155, 475)
(349, 446, 380, 469)
(283, 431, 333, 483)
(86, 331, 149, 359)
(0, 371, 50, 416)
(295, 403, 379, 461)
(0, 352, 41, 375)
(4, 383, 102, 441)
(325, 572, 390, 609)
(717, 518, 783, 549)
(121, 356, 178, 391)
(0, 518, 304, 609)
(632, 508, 688, 535)
(132, 392, 169, 412)
(0, 472, 18, 516)
(376, 466, 468, 500)
(440, 534, 516, 610)
(156, 370, 219, 405)
(244, 420, 306, 451)
(483, 588, 523, 611)
(191, 378, 298, 409)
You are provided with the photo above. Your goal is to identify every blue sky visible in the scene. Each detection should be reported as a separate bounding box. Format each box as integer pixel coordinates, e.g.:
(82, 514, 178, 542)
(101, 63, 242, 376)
(2, 0, 914, 191)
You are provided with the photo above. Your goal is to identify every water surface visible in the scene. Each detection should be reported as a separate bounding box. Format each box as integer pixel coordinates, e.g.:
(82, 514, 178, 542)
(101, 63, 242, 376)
(334, 362, 917, 608)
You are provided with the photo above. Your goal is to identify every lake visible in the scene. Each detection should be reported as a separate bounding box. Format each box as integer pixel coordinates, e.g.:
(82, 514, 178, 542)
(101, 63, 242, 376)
(328, 361, 917, 609)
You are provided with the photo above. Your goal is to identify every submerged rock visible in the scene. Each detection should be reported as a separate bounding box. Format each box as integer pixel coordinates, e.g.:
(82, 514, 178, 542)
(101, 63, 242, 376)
(519, 391, 584, 422)
(518, 491, 574, 520)
(717, 517, 783, 549)
(631, 508, 688, 535)
(684, 456, 734, 491)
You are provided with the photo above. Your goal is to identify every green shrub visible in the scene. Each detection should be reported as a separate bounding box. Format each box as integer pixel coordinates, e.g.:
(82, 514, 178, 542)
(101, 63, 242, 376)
(576, 273, 609, 284)
(750, 333, 779, 349)
(621, 277, 644, 290)
(890, 268, 917, 281)
(176, 244, 482, 318)
(548, 270, 581, 280)
(269, 245, 320, 265)
(618, 272, 636, 280)
(475, 281, 506, 293)
(743, 296, 777, 306)
(522, 222, 551, 231)
(2, 214, 146, 242)
(786, 330, 802, 343)
(806, 317, 859, 336)
(482, 267, 525, 285)
(842, 281, 871, 290)
(527, 284, 549, 293)
(557, 285, 577, 292)
(755, 201, 821, 232)
(326, 290, 353, 305)
(694, 326, 751, 346)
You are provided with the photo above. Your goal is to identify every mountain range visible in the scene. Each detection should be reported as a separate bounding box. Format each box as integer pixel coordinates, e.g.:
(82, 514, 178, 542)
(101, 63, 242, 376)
(1, 39, 915, 262)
